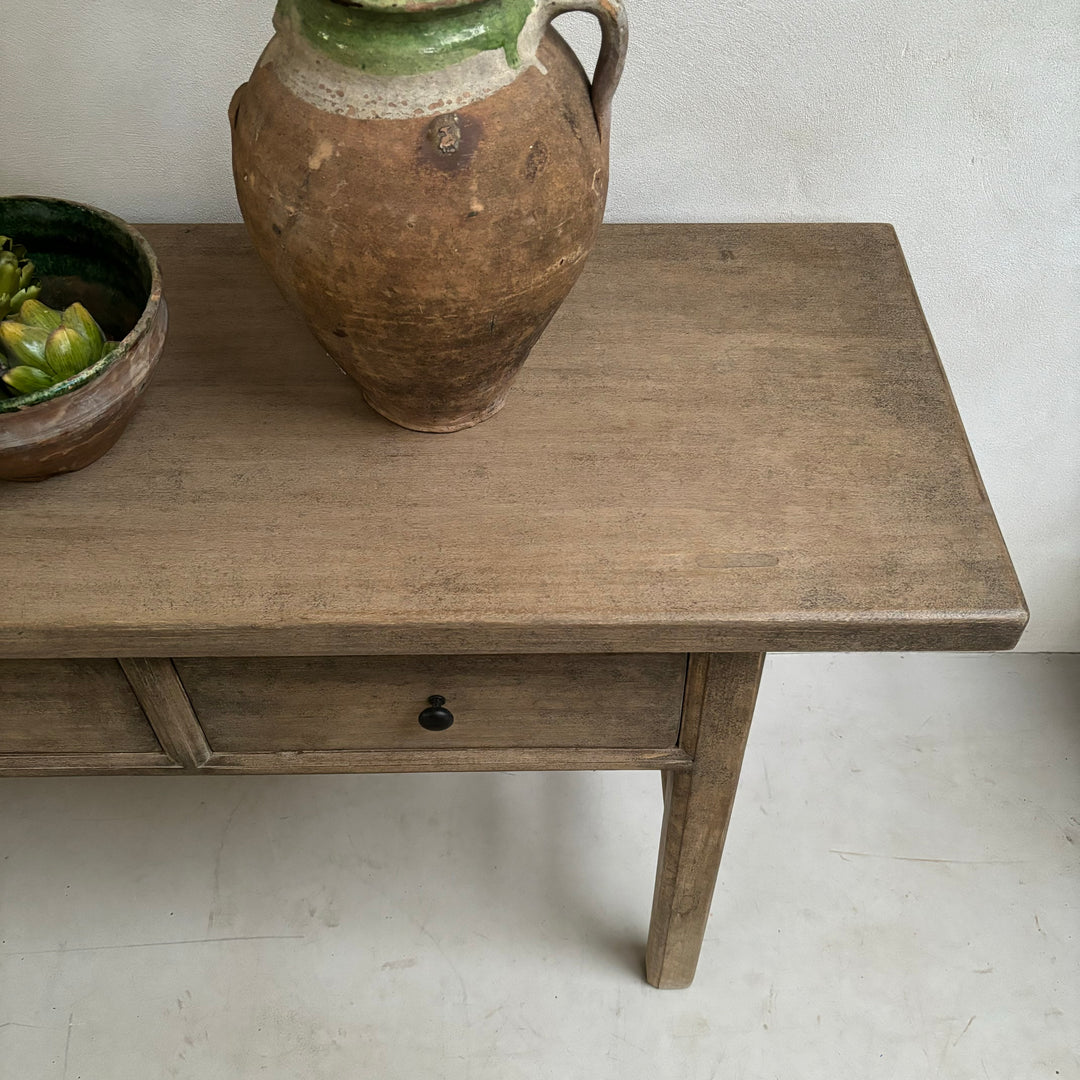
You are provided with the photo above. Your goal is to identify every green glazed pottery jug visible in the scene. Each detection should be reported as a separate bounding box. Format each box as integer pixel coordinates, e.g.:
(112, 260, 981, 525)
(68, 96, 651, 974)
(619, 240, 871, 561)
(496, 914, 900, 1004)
(230, 0, 628, 431)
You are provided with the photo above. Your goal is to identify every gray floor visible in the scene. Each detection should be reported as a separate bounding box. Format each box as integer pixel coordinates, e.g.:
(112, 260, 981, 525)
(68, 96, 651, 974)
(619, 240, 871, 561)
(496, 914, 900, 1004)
(2, 653, 1078, 1079)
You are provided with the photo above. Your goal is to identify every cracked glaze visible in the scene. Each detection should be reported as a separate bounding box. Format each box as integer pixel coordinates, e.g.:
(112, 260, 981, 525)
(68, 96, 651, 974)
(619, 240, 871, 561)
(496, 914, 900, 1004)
(266, 0, 559, 120)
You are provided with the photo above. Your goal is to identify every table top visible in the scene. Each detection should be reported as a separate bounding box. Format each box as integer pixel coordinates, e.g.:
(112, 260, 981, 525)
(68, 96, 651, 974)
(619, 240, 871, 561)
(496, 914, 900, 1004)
(0, 223, 1026, 658)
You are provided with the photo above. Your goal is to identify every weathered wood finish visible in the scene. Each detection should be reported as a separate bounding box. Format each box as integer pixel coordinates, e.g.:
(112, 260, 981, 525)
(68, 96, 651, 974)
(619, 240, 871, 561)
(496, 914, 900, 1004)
(0, 659, 160, 754)
(198, 747, 693, 775)
(646, 653, 765, 989)
(176, 654, 685, 752)
(0, 747, 689, 777)
(0, 225, 1026, 658)
(0, 752, 177, 777)
(0, 225, 1028, 988)
(119, 657, 212, 769)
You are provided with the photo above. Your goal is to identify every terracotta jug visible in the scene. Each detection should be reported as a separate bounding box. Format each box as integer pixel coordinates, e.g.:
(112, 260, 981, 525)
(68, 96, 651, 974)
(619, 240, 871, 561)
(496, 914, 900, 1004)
(230, 0, 628, 432)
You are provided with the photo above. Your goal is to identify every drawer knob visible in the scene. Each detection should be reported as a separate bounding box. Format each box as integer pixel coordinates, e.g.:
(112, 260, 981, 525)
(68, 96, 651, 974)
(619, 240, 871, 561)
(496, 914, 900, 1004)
(418, 695, 455, 731)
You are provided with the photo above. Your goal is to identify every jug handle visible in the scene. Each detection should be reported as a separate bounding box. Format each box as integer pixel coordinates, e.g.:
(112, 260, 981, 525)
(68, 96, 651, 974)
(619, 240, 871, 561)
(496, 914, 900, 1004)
(533, 0, 629, 142)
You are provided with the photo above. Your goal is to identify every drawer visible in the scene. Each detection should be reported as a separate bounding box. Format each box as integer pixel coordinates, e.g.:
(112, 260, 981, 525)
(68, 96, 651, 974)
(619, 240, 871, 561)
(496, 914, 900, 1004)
(0, 659, 161, 754)
(175, 654, 687, 752)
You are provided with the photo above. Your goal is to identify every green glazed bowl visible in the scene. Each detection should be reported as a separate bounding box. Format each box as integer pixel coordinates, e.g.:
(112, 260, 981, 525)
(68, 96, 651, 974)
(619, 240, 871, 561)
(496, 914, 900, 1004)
(0, 196, 167, 481)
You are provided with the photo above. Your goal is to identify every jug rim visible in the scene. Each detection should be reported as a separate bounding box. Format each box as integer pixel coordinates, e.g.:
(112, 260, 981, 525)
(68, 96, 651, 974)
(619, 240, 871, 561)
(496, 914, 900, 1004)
(333, 0, 495, 11)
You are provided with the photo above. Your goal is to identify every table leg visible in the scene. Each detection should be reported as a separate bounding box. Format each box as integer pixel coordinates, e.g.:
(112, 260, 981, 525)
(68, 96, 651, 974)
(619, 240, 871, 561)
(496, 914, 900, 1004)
(646, 652, 765, 989)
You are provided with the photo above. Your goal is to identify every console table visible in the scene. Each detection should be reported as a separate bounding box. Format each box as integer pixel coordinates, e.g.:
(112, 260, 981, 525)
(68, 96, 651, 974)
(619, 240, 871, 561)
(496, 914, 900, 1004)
(0, 223, 1027, 988)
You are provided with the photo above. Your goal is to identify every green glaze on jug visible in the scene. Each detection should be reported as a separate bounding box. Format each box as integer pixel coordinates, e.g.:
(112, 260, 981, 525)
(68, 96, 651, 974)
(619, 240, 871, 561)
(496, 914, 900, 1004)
(336, 0, 491, 9)
(280, 0, 537, 76)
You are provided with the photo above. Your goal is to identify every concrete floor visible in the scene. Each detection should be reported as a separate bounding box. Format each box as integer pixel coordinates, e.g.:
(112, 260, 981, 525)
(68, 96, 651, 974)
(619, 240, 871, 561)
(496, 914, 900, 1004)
(1, 653, 1077, 1079)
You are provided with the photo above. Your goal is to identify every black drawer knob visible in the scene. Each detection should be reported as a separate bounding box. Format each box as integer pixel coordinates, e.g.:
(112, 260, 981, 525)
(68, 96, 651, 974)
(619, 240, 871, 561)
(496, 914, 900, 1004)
(418, 695, 455, 731)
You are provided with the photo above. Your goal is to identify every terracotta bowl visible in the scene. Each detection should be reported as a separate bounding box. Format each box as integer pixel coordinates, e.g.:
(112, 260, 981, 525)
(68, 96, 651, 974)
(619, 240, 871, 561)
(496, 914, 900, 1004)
(0, 196, 167, 482)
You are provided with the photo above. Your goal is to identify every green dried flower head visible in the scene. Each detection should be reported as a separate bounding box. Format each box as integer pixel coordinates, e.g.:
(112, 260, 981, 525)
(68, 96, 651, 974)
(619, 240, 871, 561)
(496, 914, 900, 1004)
(15, 298, 62, 331)
(61, 302, 106, 361)
(2, 364, 54, 396)
(0, 239, 119, 402)
(0, 295, 117, 401)
(0, 236, 42, 320)
(44, 326, 96, 380)
(0, 320, 49, 368)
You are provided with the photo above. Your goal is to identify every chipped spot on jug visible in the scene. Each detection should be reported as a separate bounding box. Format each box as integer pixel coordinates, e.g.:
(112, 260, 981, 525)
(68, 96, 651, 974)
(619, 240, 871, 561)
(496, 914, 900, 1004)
(308, 139, 335, 171)
(419, 112, 482, 172)
(525, 141, 549, 182)
(433, 115, 462, 155)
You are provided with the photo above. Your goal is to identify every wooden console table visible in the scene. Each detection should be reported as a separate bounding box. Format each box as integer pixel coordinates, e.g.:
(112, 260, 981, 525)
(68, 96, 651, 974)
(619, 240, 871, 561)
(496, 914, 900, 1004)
(0, 223, 1026, 988)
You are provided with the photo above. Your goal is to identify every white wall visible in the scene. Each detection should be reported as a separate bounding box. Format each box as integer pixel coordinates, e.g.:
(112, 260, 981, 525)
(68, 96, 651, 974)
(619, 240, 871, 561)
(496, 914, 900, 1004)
(3, 1, 1076, 650)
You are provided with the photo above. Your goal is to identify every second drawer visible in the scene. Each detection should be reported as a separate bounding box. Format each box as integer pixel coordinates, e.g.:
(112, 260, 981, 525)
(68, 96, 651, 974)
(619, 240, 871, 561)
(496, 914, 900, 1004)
(175, 654, 687, 752)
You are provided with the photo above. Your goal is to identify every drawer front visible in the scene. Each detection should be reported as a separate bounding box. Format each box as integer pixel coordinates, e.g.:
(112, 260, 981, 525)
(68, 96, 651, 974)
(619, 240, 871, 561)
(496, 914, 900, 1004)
(175, 654, 687, 752)
(0, 659, 161, 754)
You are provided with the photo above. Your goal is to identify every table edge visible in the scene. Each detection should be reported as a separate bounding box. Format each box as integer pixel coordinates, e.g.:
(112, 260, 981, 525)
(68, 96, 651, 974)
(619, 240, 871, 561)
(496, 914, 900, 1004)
(0, 609, 1029, 659)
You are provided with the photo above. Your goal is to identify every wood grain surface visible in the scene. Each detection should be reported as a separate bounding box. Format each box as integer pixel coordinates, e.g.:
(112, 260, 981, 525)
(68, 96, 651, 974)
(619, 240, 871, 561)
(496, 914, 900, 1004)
(196, 747, 693, 775)
(176, 653, 686, 751)
(119, 657, 212, 768)
(646, 652, 766, 989)
(0, 752, 179, 777)
(0, 659, 160, 753)
(0, 747, 689, 777)
(0, 224, 1026, 657)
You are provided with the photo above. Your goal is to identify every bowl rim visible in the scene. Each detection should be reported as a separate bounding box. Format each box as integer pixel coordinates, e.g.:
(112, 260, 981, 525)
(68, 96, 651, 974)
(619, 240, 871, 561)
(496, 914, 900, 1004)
(0, 195, 164, 415)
